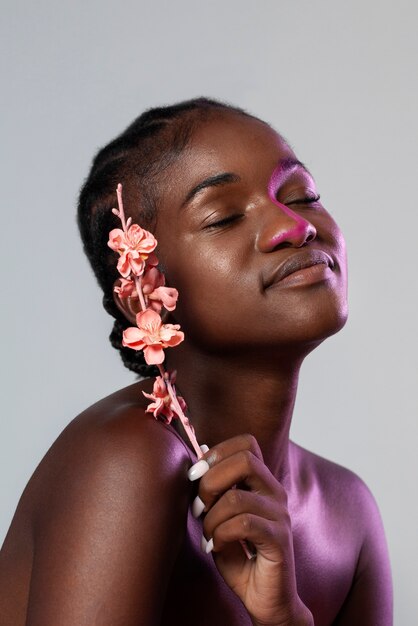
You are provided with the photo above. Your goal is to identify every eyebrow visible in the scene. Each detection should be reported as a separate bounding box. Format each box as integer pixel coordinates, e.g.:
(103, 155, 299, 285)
(180, 158, 311, 210)
(268, 158, 313, 196)
(181, 172, 241, 209)
(277, 158, 311, 176)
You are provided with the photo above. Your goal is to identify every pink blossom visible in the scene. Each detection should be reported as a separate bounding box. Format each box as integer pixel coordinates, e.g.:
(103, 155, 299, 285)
(142, 375, 187, 423)
(107, 228, 125, 252)
(143, 377, 175, 422)
(142, 267, 178, 313)
(122, 309, 184, 365)
(148, 287, 178, 312)
(113, 278, 137, 299)
(142, 267, 165, 294)
(117, 250, 145, 278)
(107, 225, 158, 278)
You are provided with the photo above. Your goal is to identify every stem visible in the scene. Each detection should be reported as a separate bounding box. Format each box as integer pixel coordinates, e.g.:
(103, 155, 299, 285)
(158, 365, 203, 459)
(159, 366, 253, 559)
(116, 184, 148, 312)
(134, 276, 148, 312)
(116, 183, 128, 232)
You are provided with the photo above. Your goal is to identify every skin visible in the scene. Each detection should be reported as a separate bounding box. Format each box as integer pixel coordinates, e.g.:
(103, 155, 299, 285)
(0, 111, 393, 625)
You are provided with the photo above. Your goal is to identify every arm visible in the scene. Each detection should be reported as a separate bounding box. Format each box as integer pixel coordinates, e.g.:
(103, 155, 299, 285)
(25, 412, 192, 626)
(333, 483, 393, 626)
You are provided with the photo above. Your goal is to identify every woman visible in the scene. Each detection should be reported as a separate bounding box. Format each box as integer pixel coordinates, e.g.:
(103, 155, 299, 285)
(0, 98, 392, 625)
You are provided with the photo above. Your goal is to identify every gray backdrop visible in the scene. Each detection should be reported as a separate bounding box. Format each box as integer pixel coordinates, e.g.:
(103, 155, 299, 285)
(1, 1, 417, 623)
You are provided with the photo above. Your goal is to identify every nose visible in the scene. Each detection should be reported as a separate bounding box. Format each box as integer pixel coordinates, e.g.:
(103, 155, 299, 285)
(255, 199, 317, 253)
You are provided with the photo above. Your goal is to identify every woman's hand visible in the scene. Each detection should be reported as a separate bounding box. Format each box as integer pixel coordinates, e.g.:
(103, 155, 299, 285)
(188, 434, 313, 626)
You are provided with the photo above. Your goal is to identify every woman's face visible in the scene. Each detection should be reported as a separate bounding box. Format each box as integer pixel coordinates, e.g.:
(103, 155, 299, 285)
(153, 111, 348, 355)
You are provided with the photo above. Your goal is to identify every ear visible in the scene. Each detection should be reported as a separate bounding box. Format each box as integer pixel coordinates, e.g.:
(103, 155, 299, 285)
(112, 279, 140, 325)
(112, 279, 172, 325)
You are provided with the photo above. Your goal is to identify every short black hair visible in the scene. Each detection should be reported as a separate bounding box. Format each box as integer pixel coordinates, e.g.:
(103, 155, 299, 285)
(77, 97, 263, 378)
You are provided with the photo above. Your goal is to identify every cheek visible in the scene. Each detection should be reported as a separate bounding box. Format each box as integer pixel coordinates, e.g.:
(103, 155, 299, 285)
(330, 223, 348, 293)
(160, 242, 256, 346)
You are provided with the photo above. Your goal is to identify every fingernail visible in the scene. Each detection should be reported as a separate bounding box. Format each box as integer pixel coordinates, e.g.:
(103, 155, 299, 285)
(201, 535, 214, 554)
(200, 444, 209, 453)
(187, 459, 210, 481)
(205, 538, 214, 554)
(192, 495, 205, 518)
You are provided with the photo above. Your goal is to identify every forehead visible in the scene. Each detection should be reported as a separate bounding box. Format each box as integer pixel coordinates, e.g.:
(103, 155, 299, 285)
(187, 112, 295, 176)
(158, 112, 297, 207)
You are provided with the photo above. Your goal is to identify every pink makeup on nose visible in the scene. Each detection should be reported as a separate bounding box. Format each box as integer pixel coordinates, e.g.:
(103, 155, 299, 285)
(269, 223, 312, 248)
(267, 161, 314, 248)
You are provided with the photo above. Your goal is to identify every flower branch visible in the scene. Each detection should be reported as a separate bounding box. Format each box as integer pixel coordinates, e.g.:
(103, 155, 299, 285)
(108, 183, 203, 459)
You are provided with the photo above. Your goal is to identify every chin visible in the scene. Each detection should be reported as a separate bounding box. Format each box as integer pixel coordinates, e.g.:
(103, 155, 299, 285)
(306, 300, 349, 345)
(283, 294, 349, 349)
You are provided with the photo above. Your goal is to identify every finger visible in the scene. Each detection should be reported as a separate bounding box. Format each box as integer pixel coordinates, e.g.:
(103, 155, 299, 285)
(198, 449, 287, 512)
(187, 433, 261, 483)
(203, 488, 280, 539)
(210, 513, 291, 561)
(203, 433, 263, 468)
(187, 458, 210, 482)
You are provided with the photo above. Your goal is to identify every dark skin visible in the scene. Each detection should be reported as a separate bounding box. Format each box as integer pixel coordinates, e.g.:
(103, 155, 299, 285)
(0, 112, 392, 625)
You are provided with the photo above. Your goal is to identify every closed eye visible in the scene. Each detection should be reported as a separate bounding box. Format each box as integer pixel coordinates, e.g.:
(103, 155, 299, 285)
(286, 194, 321, 206)
(204, 214, 244, 229)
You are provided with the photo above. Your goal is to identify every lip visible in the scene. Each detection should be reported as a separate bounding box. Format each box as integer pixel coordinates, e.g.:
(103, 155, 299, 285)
(265, 249, 334, 289)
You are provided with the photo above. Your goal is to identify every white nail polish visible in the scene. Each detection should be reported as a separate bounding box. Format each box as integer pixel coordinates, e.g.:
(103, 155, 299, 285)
(192, 495, 205, 518)
(200, 444, 209, 453)
(187, 459, 210, 481)
(205, 538, 214, 554)
(201, 535, 208, 552)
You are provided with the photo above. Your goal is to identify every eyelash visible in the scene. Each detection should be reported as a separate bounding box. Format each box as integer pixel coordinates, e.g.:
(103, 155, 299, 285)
(204, 214, 243, 230)
(204, 195, 321, 230)
(285, 194, 321, 206)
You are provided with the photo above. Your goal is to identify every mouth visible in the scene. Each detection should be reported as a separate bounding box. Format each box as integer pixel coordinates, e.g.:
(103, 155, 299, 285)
(265, 249, 334, 289)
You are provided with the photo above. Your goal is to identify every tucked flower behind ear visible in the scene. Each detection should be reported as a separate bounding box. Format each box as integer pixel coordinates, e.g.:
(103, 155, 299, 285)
(108, 224, 158, 278)
(148, 287, 178, 312)
(141, 267, 178, 313)
(122, 309, 184, 365)
(114, 278, 138, 299)
(142, 266, 165, 293)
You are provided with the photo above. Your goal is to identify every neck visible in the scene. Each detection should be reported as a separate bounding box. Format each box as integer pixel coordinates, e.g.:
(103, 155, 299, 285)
(168, 346, 304, 484)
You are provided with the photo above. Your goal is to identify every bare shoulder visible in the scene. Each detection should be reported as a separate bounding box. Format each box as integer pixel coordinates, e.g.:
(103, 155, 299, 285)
(1, 380, 195, 626)
(290, 442, 393, 626)
(290, 440, 383, 527)
(4, 381, 189, 527)
(26, 379, 193, 521)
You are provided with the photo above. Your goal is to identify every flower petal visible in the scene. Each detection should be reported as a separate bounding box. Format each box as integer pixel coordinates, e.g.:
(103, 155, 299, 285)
(144, 397, 165, 418)
(107, 228, 126, 251)
(128, 257, 145, 277)
(149, 287, 178, 311)
(153, 376, 167, 396)
(122, 327, 146, 350)
(136, 308, 163, 332)
(142, 267, 165, 294)
(143, 344, 165, 365)
(114, 278, 137, 298)
(148, 300, 163, 314)
(117, 252, 132, 278)
(146, 251, 159, 266)
(163, 331, 184, 348)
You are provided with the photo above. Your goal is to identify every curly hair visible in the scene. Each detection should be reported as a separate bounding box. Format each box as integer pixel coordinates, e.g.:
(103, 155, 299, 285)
(77, 97, 262, 378)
